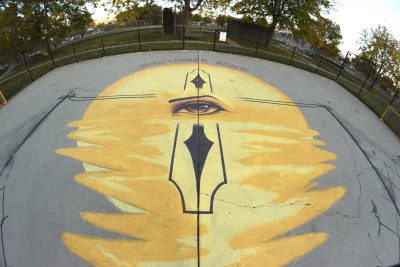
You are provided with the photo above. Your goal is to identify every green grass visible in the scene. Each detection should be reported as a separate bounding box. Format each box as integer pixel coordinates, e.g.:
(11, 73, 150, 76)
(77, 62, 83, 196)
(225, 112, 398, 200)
(141, 31, 182, 43)
(76, 49, 104, 61)
(141, 42, 182, 51)
(291, 59, 318, 73)
(102, 31, 139, 47)
(185, 43, 214, 51)
(337, 78, 361, 96)
(105, 44, 140, 56)
(74, 38, 103, 54)
(392, 95, 400, 110)
(1, 61, 29, 80)
(215, 45, 256, 58)
(359, 89, 389, 116)
(30, 62, 54, 79)
(257, 49, 291, 65)
(52, 46, 76, 67)
(0, 72, 32, 100)
(382, 107, 400, 136)
(228, 37, 258, 49)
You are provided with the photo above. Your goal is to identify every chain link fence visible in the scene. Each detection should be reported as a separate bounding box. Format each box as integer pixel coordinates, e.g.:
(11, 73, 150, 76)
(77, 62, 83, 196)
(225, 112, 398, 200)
(0, 26, 399, 136)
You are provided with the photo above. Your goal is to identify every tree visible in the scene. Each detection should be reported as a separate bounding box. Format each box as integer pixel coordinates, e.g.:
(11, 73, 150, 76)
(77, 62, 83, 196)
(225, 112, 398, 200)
(241, 14, 254, 24)
(294, 17, 342, 58)
(378, 75, 396, 92)
(115, 2, 162, 24)
(255, 17, 269, 27)
(202, 16, 213, 23)
(0, 0, 93, 48)
(351, 56, 374, 78)
(216, 15, 227, 27)
(192, 13, 202, 22)
(232, 0, 336, 48)
(0, 2, 22, 51)
(99, 0, 228, 32)
(357, 25, 400, 80)
(182, 0, 205, 31)
(116, 6, 139, 23)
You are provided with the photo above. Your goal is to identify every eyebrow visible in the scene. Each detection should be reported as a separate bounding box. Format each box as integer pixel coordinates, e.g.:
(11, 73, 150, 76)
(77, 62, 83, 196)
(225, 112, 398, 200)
(168, 95, 218, 103)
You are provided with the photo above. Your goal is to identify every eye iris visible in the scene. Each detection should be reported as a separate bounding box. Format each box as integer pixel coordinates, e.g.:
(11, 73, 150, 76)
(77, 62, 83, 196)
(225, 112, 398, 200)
(186, 103, 211, 113)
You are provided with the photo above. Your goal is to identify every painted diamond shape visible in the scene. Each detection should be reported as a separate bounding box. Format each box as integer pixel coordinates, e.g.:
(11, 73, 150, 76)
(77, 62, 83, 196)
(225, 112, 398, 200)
(190, 73, 206, 89)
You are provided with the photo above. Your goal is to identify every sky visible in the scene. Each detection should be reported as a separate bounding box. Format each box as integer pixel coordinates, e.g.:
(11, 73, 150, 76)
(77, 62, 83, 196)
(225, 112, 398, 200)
(327, 0, 400, 54)
(92, 0, 400, 55)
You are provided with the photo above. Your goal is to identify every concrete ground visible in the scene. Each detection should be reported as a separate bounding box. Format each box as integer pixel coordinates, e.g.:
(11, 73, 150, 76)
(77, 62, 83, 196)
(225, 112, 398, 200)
(0, 50, 399, 267)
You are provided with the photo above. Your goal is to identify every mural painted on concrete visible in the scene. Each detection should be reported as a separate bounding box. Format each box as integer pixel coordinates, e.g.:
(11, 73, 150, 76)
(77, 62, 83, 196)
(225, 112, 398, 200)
(56, 64, 346, 266)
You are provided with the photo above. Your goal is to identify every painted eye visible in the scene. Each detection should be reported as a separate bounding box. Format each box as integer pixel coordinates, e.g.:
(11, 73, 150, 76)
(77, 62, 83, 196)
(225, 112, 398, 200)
(173, 101, 224, 115)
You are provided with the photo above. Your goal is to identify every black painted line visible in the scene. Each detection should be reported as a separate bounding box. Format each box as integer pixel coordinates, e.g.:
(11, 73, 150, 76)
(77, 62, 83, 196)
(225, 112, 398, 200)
(1, 187, 6, 267)
(240, 99, 321, 108)
(0, 91, 74, 180)
(209, 124, 228, 213)
(197, 51, 200, 76)
(238, 97, 320, 106)
(200, 70, 213, 94)
(207, 73, 213, 93)
(238, 98, 321, 107)
(168, 124, 188, 212)
(326, 108, 400, 217)
(183, 69, 196, 92)
(168, 95, 218, 103)
(184, 73, 189, 92)
(197, 49, 201, 267)
(184, 210, 213, 214)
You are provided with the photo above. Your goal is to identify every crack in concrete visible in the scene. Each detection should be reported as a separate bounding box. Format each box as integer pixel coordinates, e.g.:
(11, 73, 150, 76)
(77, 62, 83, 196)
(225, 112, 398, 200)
(201, 193, 360, 220)
(366, 231, 384, 266)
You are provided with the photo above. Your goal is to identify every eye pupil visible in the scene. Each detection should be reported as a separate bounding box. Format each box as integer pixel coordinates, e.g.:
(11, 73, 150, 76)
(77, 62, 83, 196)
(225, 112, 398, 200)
(186, 103, 211, 113)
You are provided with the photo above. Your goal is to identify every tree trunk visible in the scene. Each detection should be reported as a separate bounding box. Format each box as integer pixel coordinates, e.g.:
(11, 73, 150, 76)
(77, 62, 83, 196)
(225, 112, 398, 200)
(184, 0, 190, 32)
(265, 19, 278, 48)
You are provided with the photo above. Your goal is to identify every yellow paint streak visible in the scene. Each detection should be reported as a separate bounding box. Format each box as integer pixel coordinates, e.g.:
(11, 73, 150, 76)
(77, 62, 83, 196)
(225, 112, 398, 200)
(62, 233, 207, 265)
(227, 233, 328, 266)
(57, 64, 346, 266)
(108, 197, 148, 213)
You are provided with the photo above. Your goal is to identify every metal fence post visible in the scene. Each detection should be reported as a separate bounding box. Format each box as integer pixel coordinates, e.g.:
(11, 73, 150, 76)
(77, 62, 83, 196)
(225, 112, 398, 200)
(22, 53, 33, 81)
(336, 51, 349, 81)
(369, 63, 384, 90)
(213, 29, 217, 51)
(182, 26, 185, 50)
(388, 86, 400, 106)
(290, 47, 297, 65)
(138, 30, 142, 52)
(255, 36, 261, 58)
(316, 57, 322, 73)
(46, 37, 55, 68)
(72, 44, 77, 61)
(101, 36, 105, 56)
(358, 63, 375, 96)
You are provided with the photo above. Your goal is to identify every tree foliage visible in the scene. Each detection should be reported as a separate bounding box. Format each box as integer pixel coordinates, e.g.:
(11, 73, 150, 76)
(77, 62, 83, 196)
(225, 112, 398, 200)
(355, 25, 400, 93)
(192, 13, 202, 22)
(231, 0, 336, 47)
(357, 25, 400, 76)
(100, 0, 227, 32)
(216, 15, 227, 27)
(202, 16, 213, 23)
(0, 0, 93, 50)
(241, 14, 254, 24)
(294, 17, 342, 58)
(115, 2, 162, 24)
